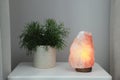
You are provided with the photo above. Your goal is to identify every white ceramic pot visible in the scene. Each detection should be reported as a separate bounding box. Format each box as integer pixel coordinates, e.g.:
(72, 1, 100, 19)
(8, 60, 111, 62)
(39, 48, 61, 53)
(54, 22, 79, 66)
(33, 46, 56, 69)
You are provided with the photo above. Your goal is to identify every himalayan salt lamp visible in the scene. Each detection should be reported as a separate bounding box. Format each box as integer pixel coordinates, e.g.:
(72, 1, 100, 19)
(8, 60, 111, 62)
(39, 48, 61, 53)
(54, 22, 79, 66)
(69, 31, 94, 72)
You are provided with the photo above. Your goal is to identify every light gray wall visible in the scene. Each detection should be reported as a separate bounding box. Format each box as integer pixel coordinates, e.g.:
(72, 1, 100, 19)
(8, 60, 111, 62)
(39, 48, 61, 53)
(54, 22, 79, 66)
(0, 18, 3, 80)
(0, 0, 11, 80)
(0, 1, 3, 79)
(10, 0, 110, 71)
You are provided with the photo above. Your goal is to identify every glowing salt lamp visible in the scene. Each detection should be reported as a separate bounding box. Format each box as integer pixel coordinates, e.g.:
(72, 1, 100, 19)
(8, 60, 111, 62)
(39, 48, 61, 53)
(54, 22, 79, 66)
(69, 31, 94, 72)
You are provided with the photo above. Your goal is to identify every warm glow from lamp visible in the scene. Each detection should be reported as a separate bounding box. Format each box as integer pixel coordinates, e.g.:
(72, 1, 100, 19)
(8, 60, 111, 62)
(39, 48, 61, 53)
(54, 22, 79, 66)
(69, 31, 94, 72)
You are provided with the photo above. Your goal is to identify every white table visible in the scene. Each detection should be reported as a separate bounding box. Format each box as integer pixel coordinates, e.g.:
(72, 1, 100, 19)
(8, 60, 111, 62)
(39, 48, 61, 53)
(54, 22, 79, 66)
(8, 62, 112, 80)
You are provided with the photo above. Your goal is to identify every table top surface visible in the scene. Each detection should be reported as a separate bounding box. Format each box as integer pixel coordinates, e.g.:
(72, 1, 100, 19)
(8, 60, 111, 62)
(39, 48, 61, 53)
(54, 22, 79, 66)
(8, 62, 111, 79)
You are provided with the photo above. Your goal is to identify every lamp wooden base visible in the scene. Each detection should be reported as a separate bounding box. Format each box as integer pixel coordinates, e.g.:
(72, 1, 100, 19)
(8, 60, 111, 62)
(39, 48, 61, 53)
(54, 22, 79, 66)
(75, 67, 92, 72)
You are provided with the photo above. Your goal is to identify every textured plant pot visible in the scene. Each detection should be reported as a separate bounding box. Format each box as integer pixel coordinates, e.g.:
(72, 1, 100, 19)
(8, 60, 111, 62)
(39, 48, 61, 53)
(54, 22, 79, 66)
(33, 46, 56, 69)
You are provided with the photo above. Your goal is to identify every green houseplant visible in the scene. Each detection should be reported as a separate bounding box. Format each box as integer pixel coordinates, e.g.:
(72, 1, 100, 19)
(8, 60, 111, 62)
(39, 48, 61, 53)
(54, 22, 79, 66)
(19, 19, 69, 68)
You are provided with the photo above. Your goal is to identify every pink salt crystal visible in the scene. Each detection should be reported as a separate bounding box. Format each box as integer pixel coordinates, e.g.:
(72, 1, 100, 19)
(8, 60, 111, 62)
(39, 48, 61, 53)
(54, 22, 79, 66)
(69, 31, 94, 69)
